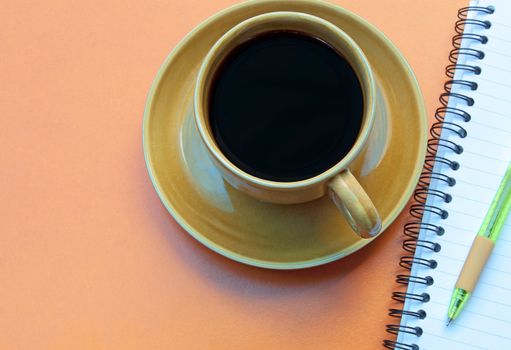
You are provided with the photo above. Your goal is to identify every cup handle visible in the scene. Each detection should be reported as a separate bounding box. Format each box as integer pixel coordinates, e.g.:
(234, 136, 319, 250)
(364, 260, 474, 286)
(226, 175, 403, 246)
(328, 169, 382, 239)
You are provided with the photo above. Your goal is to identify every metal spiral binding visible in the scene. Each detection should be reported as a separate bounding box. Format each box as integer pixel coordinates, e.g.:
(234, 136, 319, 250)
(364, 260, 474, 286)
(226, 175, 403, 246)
(383, 5, 494, 350)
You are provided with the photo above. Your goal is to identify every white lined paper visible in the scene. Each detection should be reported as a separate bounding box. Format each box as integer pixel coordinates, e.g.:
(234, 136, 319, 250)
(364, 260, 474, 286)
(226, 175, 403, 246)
(396, 1, 511, 349)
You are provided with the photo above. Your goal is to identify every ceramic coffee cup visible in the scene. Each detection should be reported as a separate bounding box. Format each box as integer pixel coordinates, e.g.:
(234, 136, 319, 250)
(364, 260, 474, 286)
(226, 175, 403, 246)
(194, 11, 382, 239)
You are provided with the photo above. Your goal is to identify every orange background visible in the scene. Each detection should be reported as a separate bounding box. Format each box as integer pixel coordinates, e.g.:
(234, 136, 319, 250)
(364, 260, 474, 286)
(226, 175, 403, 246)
(0, 0, 466, 349)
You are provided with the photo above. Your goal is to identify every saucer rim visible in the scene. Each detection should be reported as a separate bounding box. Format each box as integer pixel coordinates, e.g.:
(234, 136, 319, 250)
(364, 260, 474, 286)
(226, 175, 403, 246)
(142, 0, 427, 269)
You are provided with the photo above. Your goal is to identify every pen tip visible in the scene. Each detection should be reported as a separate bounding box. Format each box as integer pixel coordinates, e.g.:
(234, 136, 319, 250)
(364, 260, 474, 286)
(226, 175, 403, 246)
(447, 318, 453, 327)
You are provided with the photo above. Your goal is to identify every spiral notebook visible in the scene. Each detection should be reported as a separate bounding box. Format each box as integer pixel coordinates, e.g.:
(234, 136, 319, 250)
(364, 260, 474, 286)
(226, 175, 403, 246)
(384, 1, 511, 349)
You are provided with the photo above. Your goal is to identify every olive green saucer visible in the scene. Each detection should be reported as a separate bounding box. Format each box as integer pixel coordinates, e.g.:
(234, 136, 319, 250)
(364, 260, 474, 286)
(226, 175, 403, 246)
(143, 0, 427, 269)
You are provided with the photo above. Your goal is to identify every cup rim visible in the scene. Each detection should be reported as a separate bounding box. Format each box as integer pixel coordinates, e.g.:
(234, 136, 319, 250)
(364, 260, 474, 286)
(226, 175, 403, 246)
(194, 11, 376, 190)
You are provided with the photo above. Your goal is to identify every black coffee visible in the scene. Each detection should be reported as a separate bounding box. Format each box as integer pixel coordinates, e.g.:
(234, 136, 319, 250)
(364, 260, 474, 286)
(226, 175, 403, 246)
(208, 31, 363, 182)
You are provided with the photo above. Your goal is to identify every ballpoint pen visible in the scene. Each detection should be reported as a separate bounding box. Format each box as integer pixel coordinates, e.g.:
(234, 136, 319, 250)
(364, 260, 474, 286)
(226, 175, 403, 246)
(447, 162, 511, 326)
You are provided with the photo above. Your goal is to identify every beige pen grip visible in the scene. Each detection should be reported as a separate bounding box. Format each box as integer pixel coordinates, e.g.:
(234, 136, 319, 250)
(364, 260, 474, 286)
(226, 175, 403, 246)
(455, 236, 495, 292)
